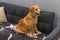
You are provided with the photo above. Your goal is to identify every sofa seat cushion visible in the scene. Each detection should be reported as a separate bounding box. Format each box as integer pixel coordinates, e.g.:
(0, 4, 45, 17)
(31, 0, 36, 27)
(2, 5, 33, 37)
(0, 29, 47, 40)
(0, 22, 11, 29)
(0, 22, 47, 40)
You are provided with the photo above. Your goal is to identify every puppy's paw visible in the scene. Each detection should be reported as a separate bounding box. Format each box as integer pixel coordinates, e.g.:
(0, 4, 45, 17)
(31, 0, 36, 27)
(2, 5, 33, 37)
(36, 31, 42, 35)
(38, 32, 42, 34)
(33, 35, 38, 38)
(27, 33, 37, 38)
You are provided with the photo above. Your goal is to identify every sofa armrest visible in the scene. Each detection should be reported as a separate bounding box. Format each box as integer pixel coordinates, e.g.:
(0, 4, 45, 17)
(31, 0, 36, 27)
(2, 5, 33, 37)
(52, 14, 57, 30)
(45, 26, 60, 40)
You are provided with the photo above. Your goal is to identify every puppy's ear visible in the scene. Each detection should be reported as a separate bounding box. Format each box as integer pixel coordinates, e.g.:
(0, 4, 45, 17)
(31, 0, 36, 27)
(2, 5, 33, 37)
(29, 6, 34, 12)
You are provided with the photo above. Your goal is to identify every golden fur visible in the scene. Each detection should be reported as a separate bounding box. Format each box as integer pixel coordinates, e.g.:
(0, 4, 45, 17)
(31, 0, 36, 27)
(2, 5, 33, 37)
(15, 5, 42, 38)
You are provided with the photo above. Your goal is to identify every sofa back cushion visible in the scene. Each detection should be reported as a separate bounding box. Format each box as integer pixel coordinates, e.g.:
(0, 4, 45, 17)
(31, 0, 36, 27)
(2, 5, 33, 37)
(4, 3, 29, 17)
(2, 2, 29, 24)
(37, 11, 55, 34)
(14, 6, 29, 17)
(38, 11, 55, 24)
(0, 2, 3, 6)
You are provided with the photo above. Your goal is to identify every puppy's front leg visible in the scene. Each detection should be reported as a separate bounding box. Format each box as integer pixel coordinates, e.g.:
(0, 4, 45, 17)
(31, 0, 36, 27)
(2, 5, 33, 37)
(34, 26, 42, 35)
(30, 25, 37, 38)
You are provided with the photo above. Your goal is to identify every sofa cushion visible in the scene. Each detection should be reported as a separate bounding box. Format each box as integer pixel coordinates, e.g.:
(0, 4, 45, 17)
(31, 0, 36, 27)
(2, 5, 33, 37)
(14, 6, 29, 17)
(38, 11, 55, 24)
(0, 6, 7, 23)
(37, 22, 52, 34)
(6, 13, 22, 24)
(0, 2, 3, 6)
(2, 3, 16, 15)
(0, 29, 47, 40)
(37, 11, 55, 34)
(2, 2, 29, 18)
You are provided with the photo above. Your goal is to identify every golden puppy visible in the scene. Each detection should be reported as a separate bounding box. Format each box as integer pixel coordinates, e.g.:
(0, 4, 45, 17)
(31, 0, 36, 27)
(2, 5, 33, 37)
(15, 5, 42, 38)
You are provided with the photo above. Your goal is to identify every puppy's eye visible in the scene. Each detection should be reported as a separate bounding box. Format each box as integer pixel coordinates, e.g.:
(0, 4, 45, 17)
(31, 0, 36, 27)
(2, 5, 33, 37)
(36, 9, 38, 10)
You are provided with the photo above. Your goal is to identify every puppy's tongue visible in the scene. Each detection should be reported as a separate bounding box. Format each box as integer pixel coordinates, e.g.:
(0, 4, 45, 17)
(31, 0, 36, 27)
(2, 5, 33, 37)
(38, 13, 40, 16)
(37, 13, 40, 16)
(36, 13, 40, 16)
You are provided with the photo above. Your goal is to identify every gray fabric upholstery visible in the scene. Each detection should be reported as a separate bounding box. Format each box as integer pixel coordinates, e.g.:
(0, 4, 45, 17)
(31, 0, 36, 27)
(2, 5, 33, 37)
(45, 26, 60, 40)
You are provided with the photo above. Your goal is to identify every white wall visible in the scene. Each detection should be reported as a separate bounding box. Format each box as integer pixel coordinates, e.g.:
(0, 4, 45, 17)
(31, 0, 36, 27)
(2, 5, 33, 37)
(0, 0, 2, 2)
(1, 0, 60, 26)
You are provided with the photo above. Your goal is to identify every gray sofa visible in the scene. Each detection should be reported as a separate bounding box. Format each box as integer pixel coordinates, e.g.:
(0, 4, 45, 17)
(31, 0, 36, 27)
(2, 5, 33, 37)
(0, 2, 59, 40)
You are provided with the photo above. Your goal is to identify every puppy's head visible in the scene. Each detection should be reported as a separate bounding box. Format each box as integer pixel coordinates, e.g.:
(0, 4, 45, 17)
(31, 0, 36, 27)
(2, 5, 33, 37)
(29, 5, 41, 16)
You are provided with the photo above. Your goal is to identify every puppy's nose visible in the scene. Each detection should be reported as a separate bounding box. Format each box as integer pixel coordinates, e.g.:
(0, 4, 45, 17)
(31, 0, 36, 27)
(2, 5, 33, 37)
(38, 9, 40, 12)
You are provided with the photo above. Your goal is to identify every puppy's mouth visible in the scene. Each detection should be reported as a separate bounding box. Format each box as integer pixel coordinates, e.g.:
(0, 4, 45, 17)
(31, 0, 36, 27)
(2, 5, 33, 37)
(35, 13, 40, 16)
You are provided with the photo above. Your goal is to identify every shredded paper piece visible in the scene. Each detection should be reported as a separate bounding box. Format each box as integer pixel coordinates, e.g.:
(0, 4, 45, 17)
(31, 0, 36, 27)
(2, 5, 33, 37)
(7, 33, 13, 40)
